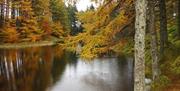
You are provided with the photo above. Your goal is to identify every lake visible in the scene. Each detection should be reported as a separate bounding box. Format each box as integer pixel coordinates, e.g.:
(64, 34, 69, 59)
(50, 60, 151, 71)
(0, 46, 134, 91)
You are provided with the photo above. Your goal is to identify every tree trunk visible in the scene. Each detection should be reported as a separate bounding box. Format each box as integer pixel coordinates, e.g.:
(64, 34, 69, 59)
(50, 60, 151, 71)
(6, 0, 9, 19)
(148, 0, 160, 81)
(159, 0, 168, 54)
(178, 0, 180, 38)
(11, 1, 15, 19)
(0, 3, 4, 27)
(134, 0, 147, 91)
(0, 1, 5, 28)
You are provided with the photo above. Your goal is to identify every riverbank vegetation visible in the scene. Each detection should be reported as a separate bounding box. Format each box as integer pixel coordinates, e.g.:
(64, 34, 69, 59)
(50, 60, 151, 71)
(65, 0, 180, 90)
(0, 0, 180, 90)
(0, 0, 77, 43)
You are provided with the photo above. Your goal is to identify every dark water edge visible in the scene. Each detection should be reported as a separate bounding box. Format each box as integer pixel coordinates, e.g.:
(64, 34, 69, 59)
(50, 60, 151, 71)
(0, 46, 134, 91)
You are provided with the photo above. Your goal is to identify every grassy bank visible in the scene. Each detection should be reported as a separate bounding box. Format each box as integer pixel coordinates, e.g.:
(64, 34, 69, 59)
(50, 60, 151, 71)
(0, 41, 57, 49)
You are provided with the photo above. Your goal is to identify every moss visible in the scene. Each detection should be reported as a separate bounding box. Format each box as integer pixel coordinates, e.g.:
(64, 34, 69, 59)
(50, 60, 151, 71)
(144, 34, 153, 78)
(145, 48, 152, 78)
(174, 40, 180, 49)
(170, 56, 180, 75)
(168, 25, 178, 40)
(152, 75, 171, 91)
(156, 40, 180, 90)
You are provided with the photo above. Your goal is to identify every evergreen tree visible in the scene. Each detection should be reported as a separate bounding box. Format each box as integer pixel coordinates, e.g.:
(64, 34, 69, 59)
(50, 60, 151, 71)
(50, 0, 71, 35)
(19, 0, 42, 42)
(32, 0, 52, 37)
(89, 4, 95, 10)
(67, 4, 80, 35)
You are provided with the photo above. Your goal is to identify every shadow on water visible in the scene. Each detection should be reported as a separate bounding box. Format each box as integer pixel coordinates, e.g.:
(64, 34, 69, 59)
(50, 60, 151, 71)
(0, 46, 133, 91)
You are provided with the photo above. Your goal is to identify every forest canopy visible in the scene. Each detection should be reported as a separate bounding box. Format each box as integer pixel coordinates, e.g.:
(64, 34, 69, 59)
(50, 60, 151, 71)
(0, 0, 180, 90)
(0, 0, 76, 43)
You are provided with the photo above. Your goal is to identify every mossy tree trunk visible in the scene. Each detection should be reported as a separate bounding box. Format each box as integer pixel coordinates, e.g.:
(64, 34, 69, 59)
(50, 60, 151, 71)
(148, 0, 160, 81)
(134, 0, 147, 91)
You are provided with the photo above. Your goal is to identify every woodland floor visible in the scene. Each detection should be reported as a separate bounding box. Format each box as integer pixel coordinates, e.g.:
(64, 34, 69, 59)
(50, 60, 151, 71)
(165, 79, 180, 91)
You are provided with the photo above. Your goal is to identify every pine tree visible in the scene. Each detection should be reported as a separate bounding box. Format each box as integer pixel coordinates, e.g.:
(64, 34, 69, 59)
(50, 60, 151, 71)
(67, 4, 78, 35)
(32, 0, 52, 37)
(50, 0, 71, 35)
(18, 0, 42, 42)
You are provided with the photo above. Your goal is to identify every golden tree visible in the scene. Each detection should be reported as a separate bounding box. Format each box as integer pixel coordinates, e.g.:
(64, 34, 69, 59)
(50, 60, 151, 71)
(18, 0, 42, 42)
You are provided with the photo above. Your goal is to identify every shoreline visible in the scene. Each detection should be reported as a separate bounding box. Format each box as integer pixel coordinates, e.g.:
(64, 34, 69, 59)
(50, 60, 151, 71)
(0, 41, 57, 49)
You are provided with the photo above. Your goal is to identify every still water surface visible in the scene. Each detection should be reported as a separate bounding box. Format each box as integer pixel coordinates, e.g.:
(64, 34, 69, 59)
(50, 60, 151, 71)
(0, 46, 133, 91)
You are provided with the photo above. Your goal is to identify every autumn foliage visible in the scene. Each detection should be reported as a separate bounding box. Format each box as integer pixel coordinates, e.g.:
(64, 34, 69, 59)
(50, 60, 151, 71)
(0, 0, 72, 43)
(65, 0, 134, 58)
(2, 27, 19, 43)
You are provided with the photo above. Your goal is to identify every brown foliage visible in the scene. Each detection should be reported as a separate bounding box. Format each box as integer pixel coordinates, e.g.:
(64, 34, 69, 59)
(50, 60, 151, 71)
(2, 26, 19, 43)
(28, 34, 42, 42)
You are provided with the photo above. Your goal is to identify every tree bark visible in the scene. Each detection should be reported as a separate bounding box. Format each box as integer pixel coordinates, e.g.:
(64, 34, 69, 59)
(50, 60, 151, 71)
(134, 0, 147, 91)
(159, 0, 168, 54)
(6, 0, 9, 19)
(0, 3, 4, 27)
(0, 0, 5, 27)
(11, 1, 15, 19)
(148, 0, 160, 81)
(178, 0, 180, 38)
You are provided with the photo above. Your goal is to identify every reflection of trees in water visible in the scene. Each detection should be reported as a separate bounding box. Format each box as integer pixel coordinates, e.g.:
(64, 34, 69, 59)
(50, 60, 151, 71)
(117, 57, 134, 91)
(32, 46, 53, 91)
(51, 45, 67, 83)
(51, 57, 66, 84)
(51, 49, 78, 84)
(0, 46, 66, 91)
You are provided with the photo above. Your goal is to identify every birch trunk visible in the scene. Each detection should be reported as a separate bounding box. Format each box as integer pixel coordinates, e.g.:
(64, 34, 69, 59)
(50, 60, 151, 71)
(134, 0, 147, 91)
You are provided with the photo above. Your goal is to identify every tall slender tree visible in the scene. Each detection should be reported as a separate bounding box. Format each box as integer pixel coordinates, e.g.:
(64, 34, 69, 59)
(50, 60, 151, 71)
(159, 0, 168, 54)
(5, 0, 9, 19)
(0, 0, 5, 28)
(148, 0, 160, 81)
(178, 0, 180, 38)
(11, 0, 16, 19)
(134, 0, 147, 91)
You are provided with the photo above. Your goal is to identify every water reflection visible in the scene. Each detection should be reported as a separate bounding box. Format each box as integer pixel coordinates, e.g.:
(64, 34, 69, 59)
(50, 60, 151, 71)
(0, 46, 133, 91)
(50, 58, 133, 91)
(0, 46, 60, 91)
